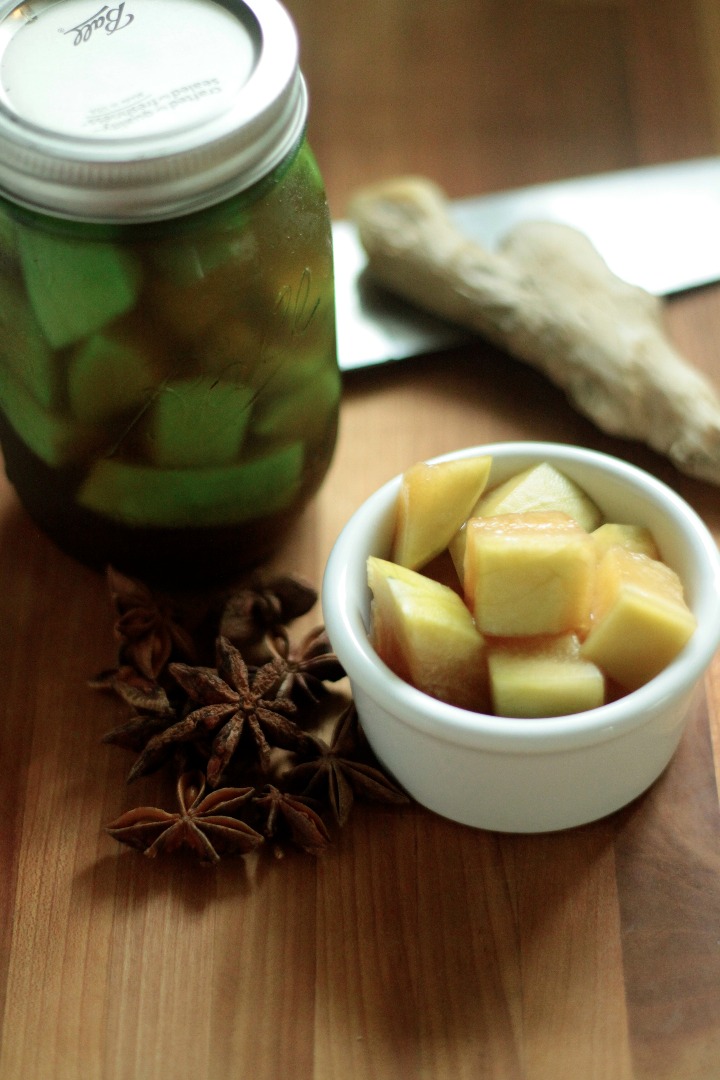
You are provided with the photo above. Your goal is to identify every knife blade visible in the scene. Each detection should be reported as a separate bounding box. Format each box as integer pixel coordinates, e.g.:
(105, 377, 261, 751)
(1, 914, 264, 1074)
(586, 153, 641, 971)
(333, 156, 720, 372)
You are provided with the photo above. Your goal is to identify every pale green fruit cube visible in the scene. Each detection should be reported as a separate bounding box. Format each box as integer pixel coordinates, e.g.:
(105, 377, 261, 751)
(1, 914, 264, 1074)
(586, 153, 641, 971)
(18, 229, 141, 348)
(67, 325, 158, 425)
(149, 230, 253, 286)
(250, 363, 341, 441)
(147, 378, 255, 468)
(76, 442, 304, 527)
(0, 276, 57, 408)
(0, 367, 103, 467)
(194, 314, 263, 380)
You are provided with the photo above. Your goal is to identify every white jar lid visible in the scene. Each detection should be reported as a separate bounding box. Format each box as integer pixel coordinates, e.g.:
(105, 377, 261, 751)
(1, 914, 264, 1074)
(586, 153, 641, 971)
(0, 0, 307, 221)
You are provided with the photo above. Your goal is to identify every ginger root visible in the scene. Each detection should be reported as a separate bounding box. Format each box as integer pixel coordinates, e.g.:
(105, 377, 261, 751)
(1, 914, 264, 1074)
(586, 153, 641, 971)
(350, 176, 720, 485)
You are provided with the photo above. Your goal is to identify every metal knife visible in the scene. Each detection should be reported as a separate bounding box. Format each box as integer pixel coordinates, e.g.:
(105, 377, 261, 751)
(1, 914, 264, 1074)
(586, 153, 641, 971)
(333, 156, 720, 372)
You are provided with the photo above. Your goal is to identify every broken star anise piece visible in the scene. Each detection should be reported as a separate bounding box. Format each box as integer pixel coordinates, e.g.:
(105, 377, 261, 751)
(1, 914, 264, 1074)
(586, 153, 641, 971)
(284, 703, 410, 826)
(254, 784, 330, 857)
(102, 709, 178, 753)
(90, 665, 174, 715)
(268, 625, 346, 702)
(105, 770, 263, 864)
(107, 566, 198, 680)
(128, 637, 306, 787)
(219, 573, 318, 662)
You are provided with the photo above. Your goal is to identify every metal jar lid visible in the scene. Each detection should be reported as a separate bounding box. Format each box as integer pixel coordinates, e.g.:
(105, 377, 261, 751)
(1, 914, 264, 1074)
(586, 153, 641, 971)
(0, 0, 307, 222)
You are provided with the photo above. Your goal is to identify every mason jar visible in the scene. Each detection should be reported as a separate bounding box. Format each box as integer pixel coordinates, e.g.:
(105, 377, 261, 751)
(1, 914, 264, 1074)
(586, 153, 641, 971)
(0, 0, 340, 585)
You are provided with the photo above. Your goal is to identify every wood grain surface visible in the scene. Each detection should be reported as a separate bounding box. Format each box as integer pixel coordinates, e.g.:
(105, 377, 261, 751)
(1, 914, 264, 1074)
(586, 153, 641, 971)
(2, 2, 720, 1077)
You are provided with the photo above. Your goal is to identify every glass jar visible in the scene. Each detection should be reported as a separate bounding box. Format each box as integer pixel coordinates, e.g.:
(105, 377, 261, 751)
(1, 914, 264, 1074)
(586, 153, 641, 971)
(0, 0, 339, 585)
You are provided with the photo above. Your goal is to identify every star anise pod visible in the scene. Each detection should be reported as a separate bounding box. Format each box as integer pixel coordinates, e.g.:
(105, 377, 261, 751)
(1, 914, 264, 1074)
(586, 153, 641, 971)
(254, 784, 330, 857)
(101, 709, 179, 753)
(107, 566, 198, 680)
(90, 665, 174, 714)
(268, 625, 346, 702)
(127, 637, 306, 787)
(105, 770, 263, 864)
(219, 574, 317, 662)
(284, 703, 409, 826)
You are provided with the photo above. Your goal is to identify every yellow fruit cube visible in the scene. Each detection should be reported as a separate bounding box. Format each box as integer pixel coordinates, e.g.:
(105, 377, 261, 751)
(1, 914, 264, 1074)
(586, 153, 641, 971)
(488, 634, 605, 717)
(391, 455, 492, 570)
(464, 511, 596, 637)
(472, 462, 603, 531)
(367, 556, 488, 711)
(591, 522, 660, 561)
(367, 556, 428, 668)
(447, 521, 469, 581)
(581, 547, 697, 690)
(449, 461, 602, 577)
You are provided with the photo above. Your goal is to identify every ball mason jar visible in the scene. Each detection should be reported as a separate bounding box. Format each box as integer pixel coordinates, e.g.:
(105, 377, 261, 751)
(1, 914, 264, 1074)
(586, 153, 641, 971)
(0, 0, 340, 584)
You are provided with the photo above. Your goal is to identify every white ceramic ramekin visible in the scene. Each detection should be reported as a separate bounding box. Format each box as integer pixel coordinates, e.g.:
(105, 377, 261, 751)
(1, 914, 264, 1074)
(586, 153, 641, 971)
(322, 442, 720, 832)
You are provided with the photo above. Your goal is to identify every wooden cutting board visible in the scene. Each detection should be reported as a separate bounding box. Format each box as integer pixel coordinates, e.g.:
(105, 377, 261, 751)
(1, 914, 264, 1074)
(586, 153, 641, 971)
(0, 346, 719, 1080)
